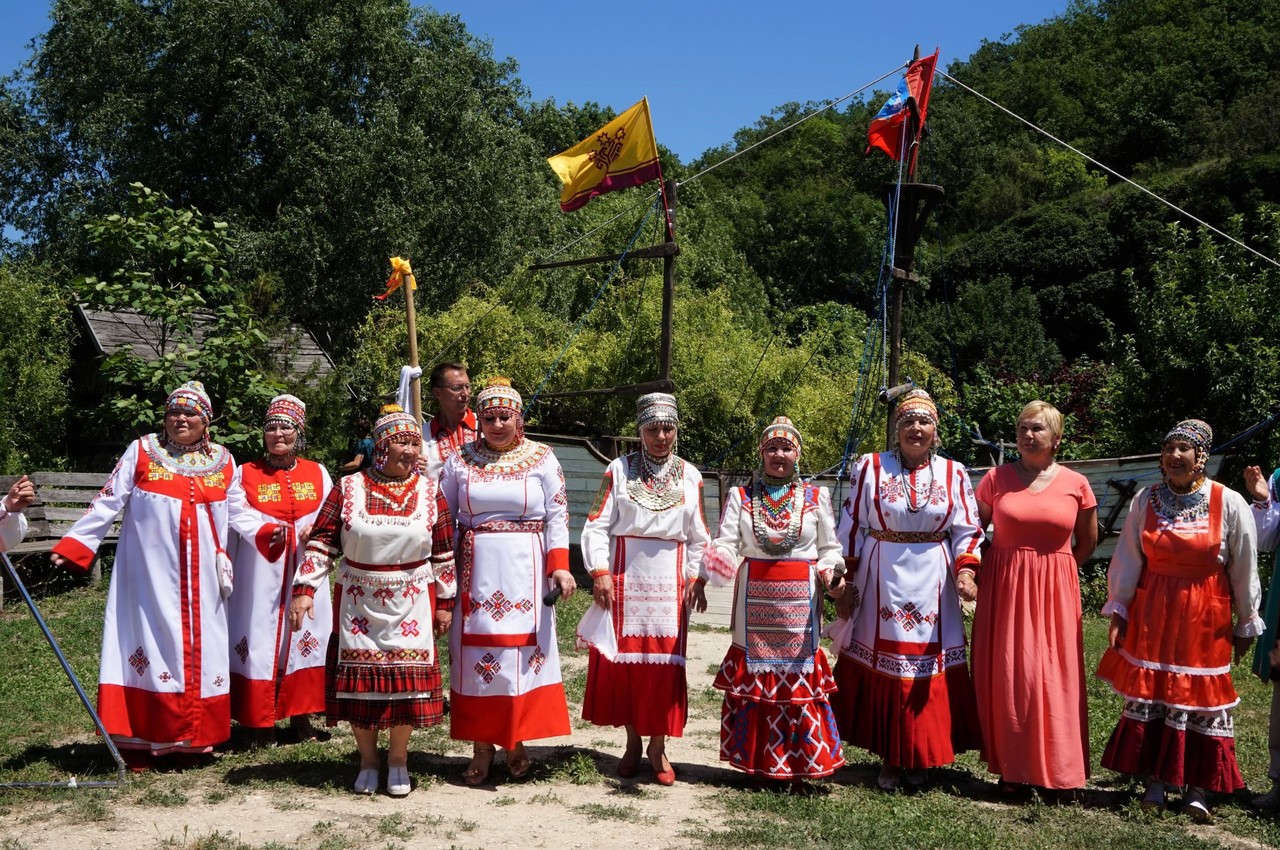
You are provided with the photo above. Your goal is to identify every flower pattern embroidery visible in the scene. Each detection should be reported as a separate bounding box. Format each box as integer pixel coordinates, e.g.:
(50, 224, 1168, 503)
(400, 619, 420, 638)
(234, 636, 249, 665)
(297, 631, 319, 657)
(129, 647, 150, 675)
(475, 652, 501, 684)
(350, 616, 370, 635)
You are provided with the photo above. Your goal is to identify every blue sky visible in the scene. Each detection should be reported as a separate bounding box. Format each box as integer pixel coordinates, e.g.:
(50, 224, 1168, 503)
(0, 1, 1070, 163)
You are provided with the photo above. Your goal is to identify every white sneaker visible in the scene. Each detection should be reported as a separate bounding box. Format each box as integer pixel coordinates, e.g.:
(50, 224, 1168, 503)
(387, 765, 411, 797)
(353, 767, 379, 795)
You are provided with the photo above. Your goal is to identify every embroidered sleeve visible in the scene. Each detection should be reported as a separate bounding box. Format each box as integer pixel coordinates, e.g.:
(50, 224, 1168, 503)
(431, 490, 457, 608)
(947, 461, 983, 572)
(702, 487, 744, 586)
(684, 472, 712, 582)
(1102, 488, 1149, 619)
(297, 483, 345, 589)
(52, 439, 143, 572)
(581, 464, 617, 578)
(542, 453, 571, 575)
(813, 486, 843, 584)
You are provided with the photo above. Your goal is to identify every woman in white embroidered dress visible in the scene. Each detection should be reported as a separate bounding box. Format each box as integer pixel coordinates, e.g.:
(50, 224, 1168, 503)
(441, 377, 575, 786)
(696, 416, 845, 786)
(291, 404, 455, 797)
(1096, 419, 1260, 821)
(51, 381, 237, 770)
(832, 388, 984, 791)
(227, 395, 332, 745)
(580, 393, 710, 785)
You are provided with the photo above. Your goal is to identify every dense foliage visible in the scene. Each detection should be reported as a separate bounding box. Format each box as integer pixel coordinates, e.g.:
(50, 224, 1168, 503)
(2, 0, 1280, 474)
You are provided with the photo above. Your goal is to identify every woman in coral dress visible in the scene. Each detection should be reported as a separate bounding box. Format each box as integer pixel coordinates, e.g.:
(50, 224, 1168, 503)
(580, 392, 710, 785)
(696, 416, 846, 787)
(1096, 418, 1260, 821)
(963, 401, 1097, 796)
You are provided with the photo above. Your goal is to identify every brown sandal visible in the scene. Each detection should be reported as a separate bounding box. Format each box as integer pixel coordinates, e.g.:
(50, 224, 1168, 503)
(463, 744, 495, 786)
(507, 743, 531, 779)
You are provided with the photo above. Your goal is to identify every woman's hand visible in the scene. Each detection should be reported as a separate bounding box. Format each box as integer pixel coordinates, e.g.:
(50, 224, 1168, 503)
(591, 574, 613, 611)
(270, 523, 287, 548)
(550, 569, 576, 601)
(434, 608, 453, 637)
(685, 580, 707, 613)
(1245, 466, 1270, 502)
(49, 553, 67, 569)
(289, 595, 314, 632)
(956, 572, 978, 602)
(3, 475, 35, 513)
(1108, 612, 1127, 649)
(297, 524, 313, 548)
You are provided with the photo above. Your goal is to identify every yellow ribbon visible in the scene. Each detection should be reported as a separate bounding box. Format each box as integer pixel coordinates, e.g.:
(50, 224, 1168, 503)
(376, 256, 417, 301)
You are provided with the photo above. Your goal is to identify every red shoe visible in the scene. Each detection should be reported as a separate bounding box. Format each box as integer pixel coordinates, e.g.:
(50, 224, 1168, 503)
(648, 746, 675, 786)
(121, 750, 154, 773)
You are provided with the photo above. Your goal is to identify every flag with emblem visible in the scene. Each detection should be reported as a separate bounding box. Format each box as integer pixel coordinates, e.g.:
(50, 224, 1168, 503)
(547, 97, 662, 212)
(866, 50, 939, 161)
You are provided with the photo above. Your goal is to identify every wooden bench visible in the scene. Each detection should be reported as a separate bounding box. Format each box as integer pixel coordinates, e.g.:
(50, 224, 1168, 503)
(0, 472, 115, 608)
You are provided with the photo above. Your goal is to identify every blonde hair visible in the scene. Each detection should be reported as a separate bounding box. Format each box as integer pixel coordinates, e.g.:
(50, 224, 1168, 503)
(1018, 400, 1064, 445)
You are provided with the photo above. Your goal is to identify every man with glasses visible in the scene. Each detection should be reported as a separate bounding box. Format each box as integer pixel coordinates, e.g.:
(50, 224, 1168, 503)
(423, 362, 477, 481)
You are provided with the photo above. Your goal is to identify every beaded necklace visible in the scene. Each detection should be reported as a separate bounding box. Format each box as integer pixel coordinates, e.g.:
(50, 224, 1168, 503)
(894, 449, 934, 514)
(750, 471, 804, 555)
(366, 467, 419, 513)
(625, 450, 685, 511)
(1153, 477, 1210, 525)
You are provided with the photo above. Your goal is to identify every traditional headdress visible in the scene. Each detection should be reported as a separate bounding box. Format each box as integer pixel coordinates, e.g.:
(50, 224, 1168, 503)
(476, 376, 522, 413)
(760, 416, 803, 456)
(165, 380, 213, 424)
(636, 393, 679, 430)
(1163, 418, 1213, 475)
(372, 403, 421, 470)
(264, 394, 306, 451)
(893, 388, 938, 429)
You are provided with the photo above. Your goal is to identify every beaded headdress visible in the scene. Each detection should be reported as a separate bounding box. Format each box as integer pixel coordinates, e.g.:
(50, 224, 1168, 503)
(636, 393, 679, 430)
(760, 416, 802, 456)
(1163, 418, 1213, 474)
(894, 388, 938, 428)
(476, 377, 522, 414)
(373, 404, 421, 450)
(165, 380, 213, 424)
(264, 394, 306, 451)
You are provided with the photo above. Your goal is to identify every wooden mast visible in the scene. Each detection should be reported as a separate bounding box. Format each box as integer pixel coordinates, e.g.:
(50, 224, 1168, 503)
(528, 177, 679, 400)
(884, 46, 944, 443)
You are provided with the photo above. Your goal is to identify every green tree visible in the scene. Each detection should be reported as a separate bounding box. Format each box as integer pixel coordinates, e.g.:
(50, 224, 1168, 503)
(75, 183, 279, 449)
(0, 260, 71, 472)
(3, 0, 560, 349)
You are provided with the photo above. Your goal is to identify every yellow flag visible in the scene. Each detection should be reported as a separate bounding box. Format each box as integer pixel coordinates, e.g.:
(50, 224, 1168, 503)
(547, 98, 661, 212)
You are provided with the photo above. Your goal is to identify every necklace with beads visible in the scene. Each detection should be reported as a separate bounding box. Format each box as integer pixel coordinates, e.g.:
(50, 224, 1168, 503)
(1154, 476, 1209, 524)
(894, 449, 934, 513)
(625, 450, 685, 511)
(264, 453, 297, 471)
(366, 467, 419, 512)
(750, 471, 804, 555)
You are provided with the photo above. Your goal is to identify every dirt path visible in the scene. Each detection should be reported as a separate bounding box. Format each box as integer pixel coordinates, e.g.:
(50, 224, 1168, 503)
(0, 628, 738, 850)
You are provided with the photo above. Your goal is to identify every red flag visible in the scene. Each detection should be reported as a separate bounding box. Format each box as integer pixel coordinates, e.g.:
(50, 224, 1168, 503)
(866, 50, 939, 162)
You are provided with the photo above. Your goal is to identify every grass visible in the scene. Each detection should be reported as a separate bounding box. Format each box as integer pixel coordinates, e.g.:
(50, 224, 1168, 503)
(8, 568, 1280, 848)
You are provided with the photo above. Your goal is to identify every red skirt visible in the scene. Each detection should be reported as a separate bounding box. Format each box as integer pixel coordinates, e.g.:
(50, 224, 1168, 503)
(714, 645, 844, 779)
(582, 650, 688, 736)
(831, 652, 980, 769)
(323, 635, 446, 730)
(1100, 701, 1244, 792)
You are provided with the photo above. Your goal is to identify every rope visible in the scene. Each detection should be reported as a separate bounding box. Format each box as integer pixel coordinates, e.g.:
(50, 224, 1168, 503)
(681, 66, 907, 185)
(524, 199, 660, 414)
(939, 69, 1280, 272)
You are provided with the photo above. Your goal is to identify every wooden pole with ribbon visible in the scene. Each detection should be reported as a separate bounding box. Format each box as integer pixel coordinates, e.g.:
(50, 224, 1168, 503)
(377, 257, 423, 425)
